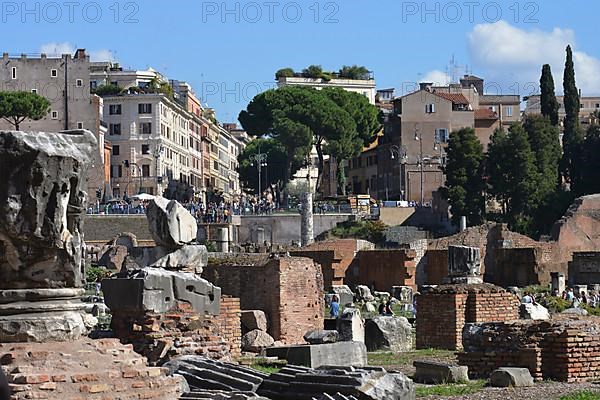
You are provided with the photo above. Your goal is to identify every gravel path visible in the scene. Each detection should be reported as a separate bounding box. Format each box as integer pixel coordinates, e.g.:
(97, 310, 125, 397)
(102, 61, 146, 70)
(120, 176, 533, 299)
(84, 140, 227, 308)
(418, 381, 600, 399)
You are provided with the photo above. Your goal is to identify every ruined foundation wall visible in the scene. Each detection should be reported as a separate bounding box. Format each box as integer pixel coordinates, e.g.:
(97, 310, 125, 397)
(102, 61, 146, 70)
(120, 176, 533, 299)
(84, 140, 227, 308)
(109, 296, 241, 364)
(416, 284, 519, 350)
(202, 257, 324, 344)
(458, 319, 600, 382)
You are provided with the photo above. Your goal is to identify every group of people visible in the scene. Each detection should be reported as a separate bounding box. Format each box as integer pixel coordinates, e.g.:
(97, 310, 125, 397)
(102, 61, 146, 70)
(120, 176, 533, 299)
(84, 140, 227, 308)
(558, 287, 600, 308)
(87, 200, 151, 215)
(328, 296, 396, 318)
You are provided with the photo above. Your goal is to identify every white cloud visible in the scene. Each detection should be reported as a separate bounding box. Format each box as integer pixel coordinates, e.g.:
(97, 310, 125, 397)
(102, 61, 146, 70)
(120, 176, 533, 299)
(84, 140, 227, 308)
(40, 42, 75, 57)
(467, 21, 600, 95)
(39, 42, 116, 62)
(420, 70, 450, 86)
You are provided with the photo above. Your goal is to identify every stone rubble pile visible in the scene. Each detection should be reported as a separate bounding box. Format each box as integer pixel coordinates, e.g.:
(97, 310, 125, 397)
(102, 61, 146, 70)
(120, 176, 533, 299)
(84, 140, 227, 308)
(170, 357, 415, 400)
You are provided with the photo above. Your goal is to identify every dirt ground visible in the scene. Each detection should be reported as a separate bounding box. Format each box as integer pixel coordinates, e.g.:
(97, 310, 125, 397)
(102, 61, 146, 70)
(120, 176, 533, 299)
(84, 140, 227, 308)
(367, 350, 600, 399)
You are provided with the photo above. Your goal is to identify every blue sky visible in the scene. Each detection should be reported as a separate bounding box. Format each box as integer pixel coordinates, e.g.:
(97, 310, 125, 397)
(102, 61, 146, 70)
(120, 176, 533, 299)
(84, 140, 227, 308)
(2, 0, 599, 121)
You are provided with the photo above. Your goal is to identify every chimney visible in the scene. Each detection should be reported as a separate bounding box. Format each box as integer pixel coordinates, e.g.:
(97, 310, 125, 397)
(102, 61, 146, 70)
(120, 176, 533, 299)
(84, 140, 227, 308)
(74, 49, 87, 59)
(419, 82, 433, 92)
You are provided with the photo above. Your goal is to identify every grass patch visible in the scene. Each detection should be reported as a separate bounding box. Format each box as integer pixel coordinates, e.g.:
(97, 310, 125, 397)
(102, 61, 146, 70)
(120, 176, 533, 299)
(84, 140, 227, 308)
(249, 363, 281, 375)
(368, 349, 456, 368)
(415, 380, 486, 397)
(560, 390, 600, 400)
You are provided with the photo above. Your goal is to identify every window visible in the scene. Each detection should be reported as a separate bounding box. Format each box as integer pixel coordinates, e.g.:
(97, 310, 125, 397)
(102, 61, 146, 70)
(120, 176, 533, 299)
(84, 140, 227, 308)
(77, 122, 83, 129)
(112, 145, 120, 156)
(138, 103, 152, 114)
(435, 128, 449, 143)
(489, 106, 497, 112)
(109, 123, 122, 135)
(31, 89, 37, 94)
(76, 79, 83, 87)
(139, 122, 152, 135)
(142, 165, 150, 177)
(51, 111, 58, 120)
(214, 160, 219, 170)
(505, 106, 513, 117)
(109, 104, 122, 115)
(90, 81, 97, 90)
(11, 67, 16, 80)
(425, 103, 436, 113)
(596, 103, 600, 108)
(111, 165, 123, 178)
(142, 144, 150, 155)
(51, 69, 58, 78)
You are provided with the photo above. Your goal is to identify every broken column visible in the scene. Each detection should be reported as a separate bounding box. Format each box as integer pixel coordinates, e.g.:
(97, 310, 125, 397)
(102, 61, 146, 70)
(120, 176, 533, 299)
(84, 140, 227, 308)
(300, 192, 314, 247)
(0, 130, 98, 342)
(445, 245, 483, 284)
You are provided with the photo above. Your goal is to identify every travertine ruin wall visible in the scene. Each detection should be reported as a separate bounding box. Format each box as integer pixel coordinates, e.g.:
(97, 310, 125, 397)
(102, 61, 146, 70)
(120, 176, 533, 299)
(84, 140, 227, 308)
(202, 257, 324, 344)
(458, 319, 600, 382)
(109, 295, 242, 364)
(416, 284, 519, 350)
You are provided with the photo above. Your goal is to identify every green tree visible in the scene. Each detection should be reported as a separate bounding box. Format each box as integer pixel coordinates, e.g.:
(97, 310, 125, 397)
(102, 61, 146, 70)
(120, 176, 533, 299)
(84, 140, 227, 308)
(338, 65, 371, 80)
(275, 68, 295, 79)
(488, 123, 540, 234)
(523, 115, 561, 198)
(92, 84, 121, 96)
(561, 45, 584, 187)
(302, 65, 324, 79)
(321, 88, 381, 195)
(576, 123, 600, 195)
(237, 137, 304, 195)
(0, 91, 51, 131)
(540, 64, 560, 126)
(441, 127, 486, 226)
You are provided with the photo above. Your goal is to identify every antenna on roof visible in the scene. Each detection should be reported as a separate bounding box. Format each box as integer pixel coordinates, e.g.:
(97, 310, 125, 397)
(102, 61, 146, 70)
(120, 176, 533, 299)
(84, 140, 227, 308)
(446, 55, 464, 84)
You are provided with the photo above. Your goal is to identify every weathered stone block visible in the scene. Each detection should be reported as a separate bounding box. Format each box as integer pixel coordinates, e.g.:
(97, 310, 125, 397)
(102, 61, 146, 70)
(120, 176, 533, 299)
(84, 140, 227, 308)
(265, 342, 367, 369)
(447, 245, 481, 281)
(413, 361, 468, 384)
(489, 367, 533, 387)
(337, 308, 364, 343)
(519, 303, 550, 320)
(303, 329, 338, 344)
(365, 316, 413, 352)
(146, 197, 197, 249)
(241, 310, 268, 333)
(241, 329, 274, 353)
(102, 268, 221, 315)
(331, 285, 354, 307)
(0, 130, 96, 290)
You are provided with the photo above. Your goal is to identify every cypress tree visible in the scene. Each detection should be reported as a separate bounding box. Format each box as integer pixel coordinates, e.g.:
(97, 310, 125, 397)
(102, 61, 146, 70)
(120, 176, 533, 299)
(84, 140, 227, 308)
(561, 45, 584, 187)
(442, 127, 486, 227)
(540, 64, 560, 126)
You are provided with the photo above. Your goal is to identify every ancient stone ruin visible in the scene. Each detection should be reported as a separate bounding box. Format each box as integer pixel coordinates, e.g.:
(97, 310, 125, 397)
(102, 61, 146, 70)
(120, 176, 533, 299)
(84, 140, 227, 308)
(0, 130, 97, 342)
(0, 130, 184, 399)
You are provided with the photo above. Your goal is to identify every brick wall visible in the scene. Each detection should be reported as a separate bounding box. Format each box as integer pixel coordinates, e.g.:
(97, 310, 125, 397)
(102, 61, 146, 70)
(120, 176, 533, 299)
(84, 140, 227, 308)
(458, 319, 600, 382)
(347, 249, 417, 292)
(423, 249, 448, 285)
(416, 284, 519, 350)
(0, 338, 184, 399)
(109, 296, 241, 364)
(416, 293, 466, 350)
(202, 257, 324, 344)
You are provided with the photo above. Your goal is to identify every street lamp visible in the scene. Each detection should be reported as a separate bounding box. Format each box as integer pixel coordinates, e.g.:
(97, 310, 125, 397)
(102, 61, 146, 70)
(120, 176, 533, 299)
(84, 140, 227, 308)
(249, 151, 268, 198)
(390, 144, 407, 201)
(414, 125, 424, 206)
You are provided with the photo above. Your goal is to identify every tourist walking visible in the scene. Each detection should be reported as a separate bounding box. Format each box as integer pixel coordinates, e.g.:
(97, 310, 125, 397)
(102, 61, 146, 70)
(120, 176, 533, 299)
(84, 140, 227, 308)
(329, 295, 340, 318)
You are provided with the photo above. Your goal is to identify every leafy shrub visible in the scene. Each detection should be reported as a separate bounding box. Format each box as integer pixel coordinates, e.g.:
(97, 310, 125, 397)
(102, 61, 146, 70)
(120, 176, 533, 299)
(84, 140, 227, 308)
(560, 390, 600, 400)
(540, 296, 572, 313)
(86, 265, 110, 283)
(92, 84, 121, 96)
(325, 220, 388, 244)
(275, 68, 295, 79)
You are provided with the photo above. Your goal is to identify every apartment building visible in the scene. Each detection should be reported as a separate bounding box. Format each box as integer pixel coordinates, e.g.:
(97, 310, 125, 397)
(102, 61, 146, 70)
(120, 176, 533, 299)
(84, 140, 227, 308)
(524, 94, 600, 127)
(93, 64, 244, 202)
(277, 73, 376, 104)
(375, 76, 515, 204)
(0, 49, 109, 202)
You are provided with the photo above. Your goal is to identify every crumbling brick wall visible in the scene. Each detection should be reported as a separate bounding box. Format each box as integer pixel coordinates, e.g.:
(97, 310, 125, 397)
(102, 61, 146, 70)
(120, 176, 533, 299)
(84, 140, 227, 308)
(458, 319, 600, 382)
(202, 257, 324, 344)
(416, 284, 519, 350)
(346, 249, 417, 292)
(0, 338, 184, 399)
(109, 295, 241, 364)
